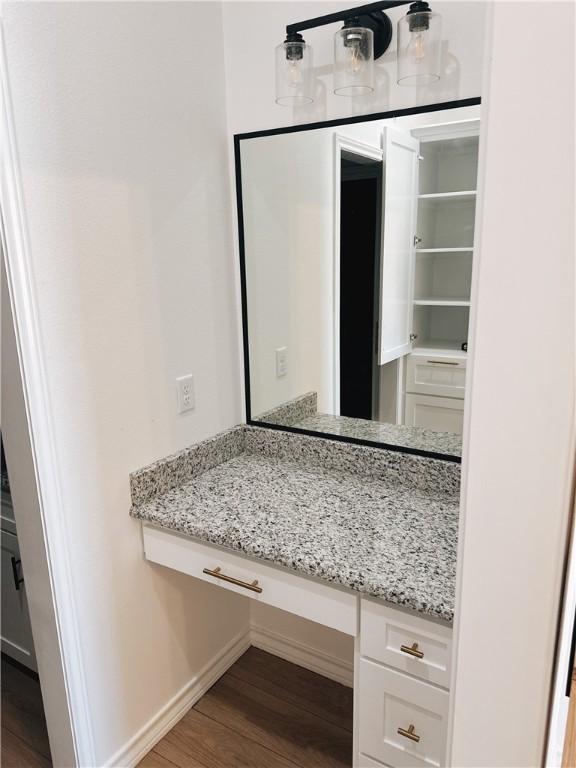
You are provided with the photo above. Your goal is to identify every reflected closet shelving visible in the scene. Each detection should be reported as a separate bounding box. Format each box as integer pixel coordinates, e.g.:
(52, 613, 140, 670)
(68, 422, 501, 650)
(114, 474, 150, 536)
(411, 123, 479, 354)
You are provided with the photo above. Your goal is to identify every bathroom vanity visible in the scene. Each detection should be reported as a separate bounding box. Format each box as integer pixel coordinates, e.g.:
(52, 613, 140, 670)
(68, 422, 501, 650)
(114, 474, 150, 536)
(131, 425, 459, 768)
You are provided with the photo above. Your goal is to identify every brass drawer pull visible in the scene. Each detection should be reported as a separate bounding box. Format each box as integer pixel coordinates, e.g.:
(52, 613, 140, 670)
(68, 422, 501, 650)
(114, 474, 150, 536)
(426, 360, 459, 366)
(202, 566, 262, 593)
(398, 724, 420, 743)
(400, 642, 424, 659)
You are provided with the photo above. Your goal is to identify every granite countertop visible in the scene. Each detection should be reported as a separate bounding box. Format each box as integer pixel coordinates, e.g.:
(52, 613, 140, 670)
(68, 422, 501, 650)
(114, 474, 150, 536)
(293, 413, 463, 457)
(130, 426, 460, 623)
(254, 392, 462, 457)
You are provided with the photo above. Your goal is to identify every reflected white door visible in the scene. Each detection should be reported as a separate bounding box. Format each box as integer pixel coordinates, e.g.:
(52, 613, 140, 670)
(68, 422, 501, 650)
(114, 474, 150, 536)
(379, 127, 420, 365)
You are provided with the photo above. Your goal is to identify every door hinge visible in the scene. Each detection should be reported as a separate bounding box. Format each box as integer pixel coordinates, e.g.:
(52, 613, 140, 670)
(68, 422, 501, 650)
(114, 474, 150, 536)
(409, 333, 418, 342)
(413, 236, 422, 247)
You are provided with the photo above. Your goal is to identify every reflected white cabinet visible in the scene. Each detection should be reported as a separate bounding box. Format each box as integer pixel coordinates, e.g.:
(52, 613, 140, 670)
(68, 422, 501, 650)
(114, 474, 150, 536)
(391, 119, 480, 431)
(404, 393, 464, 435)
(406, 353, 466, 400)
(379, 119, 479, 429)
(410, 120, 479, 354)
(379, 127, 420, 366)
(404, 352, 466, 434)
(1, 528, 37, 670)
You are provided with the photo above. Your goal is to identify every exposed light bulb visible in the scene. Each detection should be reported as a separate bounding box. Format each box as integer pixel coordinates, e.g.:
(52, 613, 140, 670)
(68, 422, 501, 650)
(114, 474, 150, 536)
(407, 30, 427, 61)
(333, 23, 373, 95)
(288, 59, 302, 85)
(347, 42, 364, 73)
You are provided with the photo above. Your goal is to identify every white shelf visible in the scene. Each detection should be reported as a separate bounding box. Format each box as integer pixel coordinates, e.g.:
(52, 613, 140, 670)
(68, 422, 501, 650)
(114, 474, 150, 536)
(416, 247, 473, 254)
(414, 299, 471, 307)
(418, 191, 477, 201)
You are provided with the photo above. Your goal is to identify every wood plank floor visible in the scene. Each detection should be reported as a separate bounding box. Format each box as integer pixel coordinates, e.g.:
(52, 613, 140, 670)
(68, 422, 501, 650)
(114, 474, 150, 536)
(140, 647, 354, 768)
(1, 656, 51, 768)
(0, 648, 352, 768)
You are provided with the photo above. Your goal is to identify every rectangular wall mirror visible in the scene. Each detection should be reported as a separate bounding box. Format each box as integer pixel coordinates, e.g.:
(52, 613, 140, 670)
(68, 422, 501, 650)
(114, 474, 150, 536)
(236, 99, 481, 461)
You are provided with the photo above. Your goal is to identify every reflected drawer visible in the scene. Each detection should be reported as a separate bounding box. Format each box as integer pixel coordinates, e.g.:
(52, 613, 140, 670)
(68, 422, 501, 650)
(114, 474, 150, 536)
(361, 600, 452, 688)
(406, 353, 466, 399)
(358, 659, 449, 768)
(142, 524, 357, 636)
(404, 393, 464, 435)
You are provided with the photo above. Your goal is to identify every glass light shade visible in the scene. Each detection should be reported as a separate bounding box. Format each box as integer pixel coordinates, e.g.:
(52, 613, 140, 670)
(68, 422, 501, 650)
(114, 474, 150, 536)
(397, 8, 441, 86)
(275, 39, 314, 106)
(334, 25, 374, 96)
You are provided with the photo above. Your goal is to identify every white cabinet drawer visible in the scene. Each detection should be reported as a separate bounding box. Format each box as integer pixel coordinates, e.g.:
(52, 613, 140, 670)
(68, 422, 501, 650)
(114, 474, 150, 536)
(359, 754, 392, 767)
(358, 660, 449, 768)
(404, 393, 464, 435)
(406, 354, 466, 399)
(361, 601, 452, 688)
(142, 524, 357, 636)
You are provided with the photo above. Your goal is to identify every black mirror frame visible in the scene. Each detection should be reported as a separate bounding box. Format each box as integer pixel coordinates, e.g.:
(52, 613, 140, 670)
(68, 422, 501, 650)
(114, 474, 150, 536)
(234, 97, 481, 464)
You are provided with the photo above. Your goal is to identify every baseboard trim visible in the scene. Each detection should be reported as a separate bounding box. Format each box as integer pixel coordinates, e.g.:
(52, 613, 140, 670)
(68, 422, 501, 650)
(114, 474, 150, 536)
(250, 623, 354, 687)
(104, 627, 251, 768)
(106, 619, 353, 766)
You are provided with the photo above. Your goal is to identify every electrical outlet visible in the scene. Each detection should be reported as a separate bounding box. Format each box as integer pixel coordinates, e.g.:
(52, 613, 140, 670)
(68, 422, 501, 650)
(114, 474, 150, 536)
(176, 375, 195, 413)
(275, 347, 287, 378)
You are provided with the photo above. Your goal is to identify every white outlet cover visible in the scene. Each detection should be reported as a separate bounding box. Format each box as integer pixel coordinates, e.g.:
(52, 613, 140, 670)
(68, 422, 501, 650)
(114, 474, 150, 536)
(176, 374, 195, 413)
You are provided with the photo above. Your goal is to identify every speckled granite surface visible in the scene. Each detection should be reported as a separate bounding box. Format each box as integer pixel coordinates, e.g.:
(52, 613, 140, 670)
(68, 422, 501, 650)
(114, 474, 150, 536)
(254, 392, 317, 428)
(130, 426, 460, 622)
(294, 413, 462, 457)
(252, 392, 461, 457)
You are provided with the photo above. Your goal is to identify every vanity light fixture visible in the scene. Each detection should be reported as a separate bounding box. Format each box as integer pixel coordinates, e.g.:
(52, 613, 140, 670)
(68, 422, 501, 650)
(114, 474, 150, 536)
(275, 32, 314, 106)
(275, 0, 441, 105)
(334, 17, 375, 95)
(397, 1, 441, 86)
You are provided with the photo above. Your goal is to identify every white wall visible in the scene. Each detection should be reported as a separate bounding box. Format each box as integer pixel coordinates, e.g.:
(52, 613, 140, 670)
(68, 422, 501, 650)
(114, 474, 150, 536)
(242, 130, 335, 415)
(251, 602, 354, 683)
(450, 2, 575, 765)
(2, 3, 249, 764)
(223, 1, 486, 134)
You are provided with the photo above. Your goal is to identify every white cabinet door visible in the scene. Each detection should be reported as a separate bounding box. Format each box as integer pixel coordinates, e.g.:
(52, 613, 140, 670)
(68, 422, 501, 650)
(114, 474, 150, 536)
(1, 530, 37, 670)
(379, 128, 420, 365)
(404, 393, 464, 434)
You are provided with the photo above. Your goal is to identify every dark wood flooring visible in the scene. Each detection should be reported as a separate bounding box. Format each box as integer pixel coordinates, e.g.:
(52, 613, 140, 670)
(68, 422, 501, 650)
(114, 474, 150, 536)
(140, 647, 354, 768)
(1, 656, 51, 767)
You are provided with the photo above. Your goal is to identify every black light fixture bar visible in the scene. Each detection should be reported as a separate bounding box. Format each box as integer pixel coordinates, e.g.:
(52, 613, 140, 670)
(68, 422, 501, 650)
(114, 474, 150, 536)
(286, 0, 410, 35)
